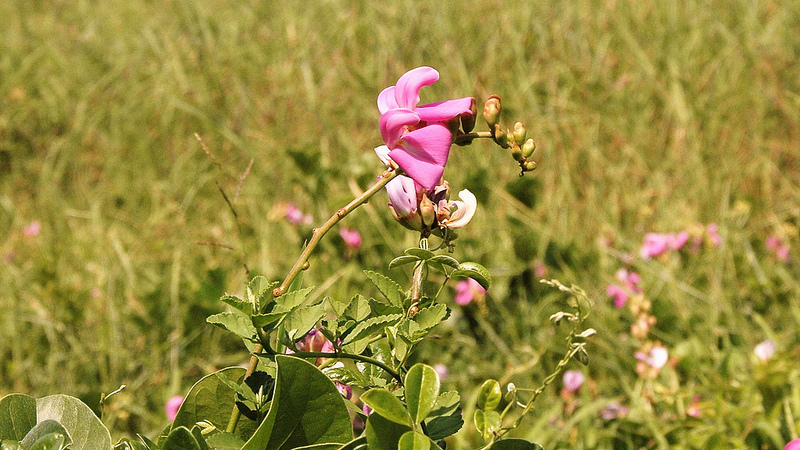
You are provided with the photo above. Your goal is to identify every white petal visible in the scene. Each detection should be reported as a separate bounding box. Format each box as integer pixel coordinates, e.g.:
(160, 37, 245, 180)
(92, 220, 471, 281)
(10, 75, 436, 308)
(443, 189, 476, 229)
(374, 145, 395, 168)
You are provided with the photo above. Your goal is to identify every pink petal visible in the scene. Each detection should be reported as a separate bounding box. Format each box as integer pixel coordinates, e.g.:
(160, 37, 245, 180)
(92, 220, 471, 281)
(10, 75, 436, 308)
(385, 175, 418, 218)
(394, 66, 439, 110)
(379, 109, 420, 148)
(416, 97, 475, 122)
(377, 86, 399, 114)
(389, 124, 453, 190)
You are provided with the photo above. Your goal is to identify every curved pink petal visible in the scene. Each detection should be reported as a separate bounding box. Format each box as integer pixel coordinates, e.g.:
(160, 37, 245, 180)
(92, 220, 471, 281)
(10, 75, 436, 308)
(388, 123, 453, 189)
(445, 189, 477, 229)
(385, 175, 418, 218)
(377, 86, 399, 114)
(379, 109, 420, 148)
(394, 66, 439, 110)
(416, 97, 475, 122)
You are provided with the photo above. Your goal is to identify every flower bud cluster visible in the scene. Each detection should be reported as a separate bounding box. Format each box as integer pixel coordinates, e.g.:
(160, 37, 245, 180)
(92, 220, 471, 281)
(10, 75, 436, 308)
(483, 95, 537, 176)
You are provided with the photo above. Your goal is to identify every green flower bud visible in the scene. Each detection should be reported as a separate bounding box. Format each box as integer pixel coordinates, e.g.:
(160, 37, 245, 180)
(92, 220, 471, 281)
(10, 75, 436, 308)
(483, 95, 501, 129)
(523, 160, 537, 172)
(510, 143, 523, 161)
(512, 122, 526, 146)
(522, 138, 536, 159)
(494, 124, 509, 148)
(419, 195, 436, 228)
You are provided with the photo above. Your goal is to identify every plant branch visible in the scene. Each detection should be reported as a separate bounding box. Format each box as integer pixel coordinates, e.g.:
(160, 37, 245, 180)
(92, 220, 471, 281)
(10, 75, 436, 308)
(257, 350, 404, 387)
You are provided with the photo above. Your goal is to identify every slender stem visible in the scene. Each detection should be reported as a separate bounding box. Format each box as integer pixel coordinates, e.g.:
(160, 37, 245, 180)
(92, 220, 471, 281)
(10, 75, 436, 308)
(454, 131, 493, 146)
(257, 350, 404, 386)
(226, 167, 400, 432)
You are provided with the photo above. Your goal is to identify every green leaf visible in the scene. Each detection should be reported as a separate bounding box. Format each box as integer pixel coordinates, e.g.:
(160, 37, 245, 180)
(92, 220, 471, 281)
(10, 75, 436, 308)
(26, 433, 68, 450)
(0, 440, 23, 450)
(336, 436, 367, 450)
(162, 427, 201, 450)
(173, 367, 256, 441)
(364, 412, 412, 450)
(397, 431, 431, 450)
(215, 372, 256, 403)
(473, 410, 502, 442)
(243, 355, 352, 450)
(340, 314, 402, 354)
(388, 255, 419, 270)
(428, 255, 459, 269)
(364, 271, 405, 308)
(343, 294, 371, 322)
(477, 379, 502, 411)
(369, 297, 404, 316)
(36, 394, 112, 450)
(292, 444, 344, 450)
(275, 287, 314, 312)
(489, 439, 544, 450)
(20, 420, 70, 449)
(246, 276, 277, 310)
(411, 304, 449, 336)
(327, 296, 352, 317)
(360, 389, 411, 427)
(205, 432, 246, 449)
(282, 302, 326, 342)
(404, 364, 440, 424)
(252, 311, 286, 330)
(207, 310, 257, 342)
(450, 262, 492, 290)
(324, 368, 368, 386)
(221, 294, 253, 316)
(114, 438, 150, 450)
(404, 248, 435, 260)
(424, 391, 463, 440)
(0, 394, 37, 440)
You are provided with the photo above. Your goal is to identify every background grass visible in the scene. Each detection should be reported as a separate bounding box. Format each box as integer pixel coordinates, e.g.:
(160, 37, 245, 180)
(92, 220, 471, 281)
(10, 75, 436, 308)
(1, 0, 799, 447)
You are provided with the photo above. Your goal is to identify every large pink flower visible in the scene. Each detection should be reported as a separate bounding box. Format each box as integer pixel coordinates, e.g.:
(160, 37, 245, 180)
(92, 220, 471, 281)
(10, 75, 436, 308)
(378, 67, 474, 190)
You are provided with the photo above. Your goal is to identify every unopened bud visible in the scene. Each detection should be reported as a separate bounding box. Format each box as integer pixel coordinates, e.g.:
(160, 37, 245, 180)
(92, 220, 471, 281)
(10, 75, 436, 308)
(522, 138, 536, 159)
(512, 122, 526, 146)
(461, 98, 477, 133)
(483, 95, 501, 129)
(494, 124, 509, 148)
(419, 195, 436, 228)
(409, 304, 419, 316)
(510, 143, 523, 161)
(523, 160, 537, 172)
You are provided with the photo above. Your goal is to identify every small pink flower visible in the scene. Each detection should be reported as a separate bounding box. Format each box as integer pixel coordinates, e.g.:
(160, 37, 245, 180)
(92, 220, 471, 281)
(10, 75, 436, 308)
(433, 364, 448, 380)
(339, 228, 362, 249)
(165, 395, 183, 422)
(640, 233, 670, 259)
(615, 269, 642, 294)
(286, 203, 312, 225)
(754, 339, 776, 362)
(601, 402, 628, 420)
(786, 439, 800, 450)
(454, 278, 486, 305)
(337, 383, 352, 400)
(534, 260, 547, 278)
(686, 395, 701, 418)
(606, 284, 629, 308)
(706, 223, 722, 247)
(645, 346, 669, 369)
(23, 221, 41, 237)
(669, 232, 690, 250)
(766, 235, 791, 263)
(562, 370, 585, 392)
(362, 403, 373, 416)
(90, 288, 101, 298)
(766, 235, 781, 250)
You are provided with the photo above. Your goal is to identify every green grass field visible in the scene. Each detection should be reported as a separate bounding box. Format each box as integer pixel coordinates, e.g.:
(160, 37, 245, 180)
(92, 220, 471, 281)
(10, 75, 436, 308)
(2, 0, 799, 447)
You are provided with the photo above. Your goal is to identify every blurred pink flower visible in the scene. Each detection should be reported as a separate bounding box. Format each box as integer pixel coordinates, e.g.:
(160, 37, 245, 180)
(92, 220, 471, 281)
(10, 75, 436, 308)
(165, 395, 183, 422)
(640, 233, 670, 259)
(337, 383, 352, 400)
(786, 439, 800, 450)
(606, 284, 629, 308)
(601, 402, 628, 420)
(23, 220, 41, 237)
(377, 66, 474, 190)
(562, 370, 585, 392)
(645, 345, 669, 369)
(706, 223, 722, 247)
(286, 203, 312, 225)
(339, 228, 362, 249)
(766, 235, 791, 264)
(686, 395, 702, 418)
(433, 364, 448, 380)
(670, 232, 690, 250)
(534, 260, 548, 278)
(754, 339, 776, 362)
(454, 278, 486, 305)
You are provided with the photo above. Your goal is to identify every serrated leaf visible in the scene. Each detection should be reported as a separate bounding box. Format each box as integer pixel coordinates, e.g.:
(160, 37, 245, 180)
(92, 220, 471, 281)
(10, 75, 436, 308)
(398, 431, 432, 450)
(369, 297, 404, 316)
(343, 294, 371, 322)
(275, 287, 315, 312)
(428, 255, 459, 269)
(35, 395, 112, 450)
(207, 310, 257, 342)
(404, 248, 435, 260)
(450, 262, 492, 290)
(20, 420, 70, 449)
(388, 256, 419, 270)
(252, 311, 286, 330)
(0, 394, 36, 441)
(404, 364, 440, 424)
(221, 294, 253, 316)
(340, 314, 402, 347)
(246, 276, 277, 310)
(411, 304, 449, 335)
(282, 302, 326, 342)
(360, 389, 411, 426)
(364, 271, 405, 308)
(327, 296, 352, 317)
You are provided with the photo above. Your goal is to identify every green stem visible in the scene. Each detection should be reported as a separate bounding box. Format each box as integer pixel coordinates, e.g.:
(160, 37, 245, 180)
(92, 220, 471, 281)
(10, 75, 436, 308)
(225, 167, 400, 433)
(454, 131, 493, 146)
(258, 350, 404, 387)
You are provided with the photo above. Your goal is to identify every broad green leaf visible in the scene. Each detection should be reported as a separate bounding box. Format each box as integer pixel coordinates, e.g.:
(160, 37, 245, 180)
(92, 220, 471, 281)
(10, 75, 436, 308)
(424, 391, 463, 440)
(477, 380, 502, 411)
(364, 412, 412, 450)
(404, 364, 440, 424)
(173, 367, 256, 441)
(282, 302, 326, 342)
(0, 394, 36, 440)
(428, 255, 459, 269)
(205, 432, 246, 449)
(327, 296, 352, 317)
(324, 367, 368, 386)
(36, 394, 112, 450)
(20, 421, 70, 449)
(411, 304, 449, 335)
(364, 271, 405, 308)
(404, 248, 435, 260)
(336, 436, 367, 450)
(360, 389, 411, 427)
(138, 433, 158, 449)
(276, 287, 314, 312)
(398, 431, 431, 450)
(489, 439, 544, 450)
(341, 314, 402, 354)
(450, 262, 492, 290)
(207, 310, 257, 342)
(221, 294, 253, 316)
(161, 427, 201, 450)
(215, 372, 256, 403)
(190, 426, 210, 450)
(246, 276, 277, 310)
(388, 255, 419, 270)
(252, 311, 286, 329)
(0, 440, 23, 450)
(474, 410, 502, 442)
(343, 294, 371, 322)
(243, 355, 352, 450)
(369, 297, 404, 317)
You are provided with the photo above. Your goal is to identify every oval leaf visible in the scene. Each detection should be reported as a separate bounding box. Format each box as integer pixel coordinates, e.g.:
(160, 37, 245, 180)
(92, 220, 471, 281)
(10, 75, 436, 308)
(162, 427, 201, 450)
(388, 256, 419, 270)
(477, 379, 502, 411)
(489, 439, 544, 450)
(20, 420, 70, 448)
(0, 394, 37, 441)
(473, 410, 502, 442)
(404, 248, 435, 260)
(35, 395, 111, 450)
(404, 364, 440, 424)
(365, 412, 412, 450)
(398, 431, 431, 450)
(428, 255, 459, 269)
(450, 262, 492, 290)
(360, 389, 411, 427)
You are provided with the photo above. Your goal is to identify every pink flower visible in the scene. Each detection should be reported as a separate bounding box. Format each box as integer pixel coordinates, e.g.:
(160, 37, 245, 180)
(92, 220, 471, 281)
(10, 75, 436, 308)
(686, 395, 702, 418)
(645, 346, 669, 369)
(433, 364, 448, 380)
(286, 203, 312, 225)
(606, 284, 629, 308)
(754, 339, 776, 362)
(616, 269, 642, 293)
(706, 223, 722, 247)
(378, 67, 474, 190)
(454, 278, 486, 305)
(165, 395, 183, 422)
(786, 439, 800, 450)
(640, 233, 670, 259)
(386, 175, 421, 224)
(601, 402, 628, 420)
(766, 235, 791, 264)
(23, 220, 41, 237)
(337, 383, 352, 400)
(562, 370, 585, 392)
(362, 403, 373, 416)
(669, 232, 690, 250)
(339, 228, 362, 249)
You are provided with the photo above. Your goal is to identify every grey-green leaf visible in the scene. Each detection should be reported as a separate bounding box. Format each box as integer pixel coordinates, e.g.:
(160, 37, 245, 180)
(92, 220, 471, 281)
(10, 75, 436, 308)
(161, 427, 201, 450)
(207, 311, 257, 342)
(450, 262, 492, 290)
(282, 302, 326, 342)
(20, 420, 71, 449)
(0, 394, 37, 441)
(36, 394, 112, 450)
(388, 255, 419, 270)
